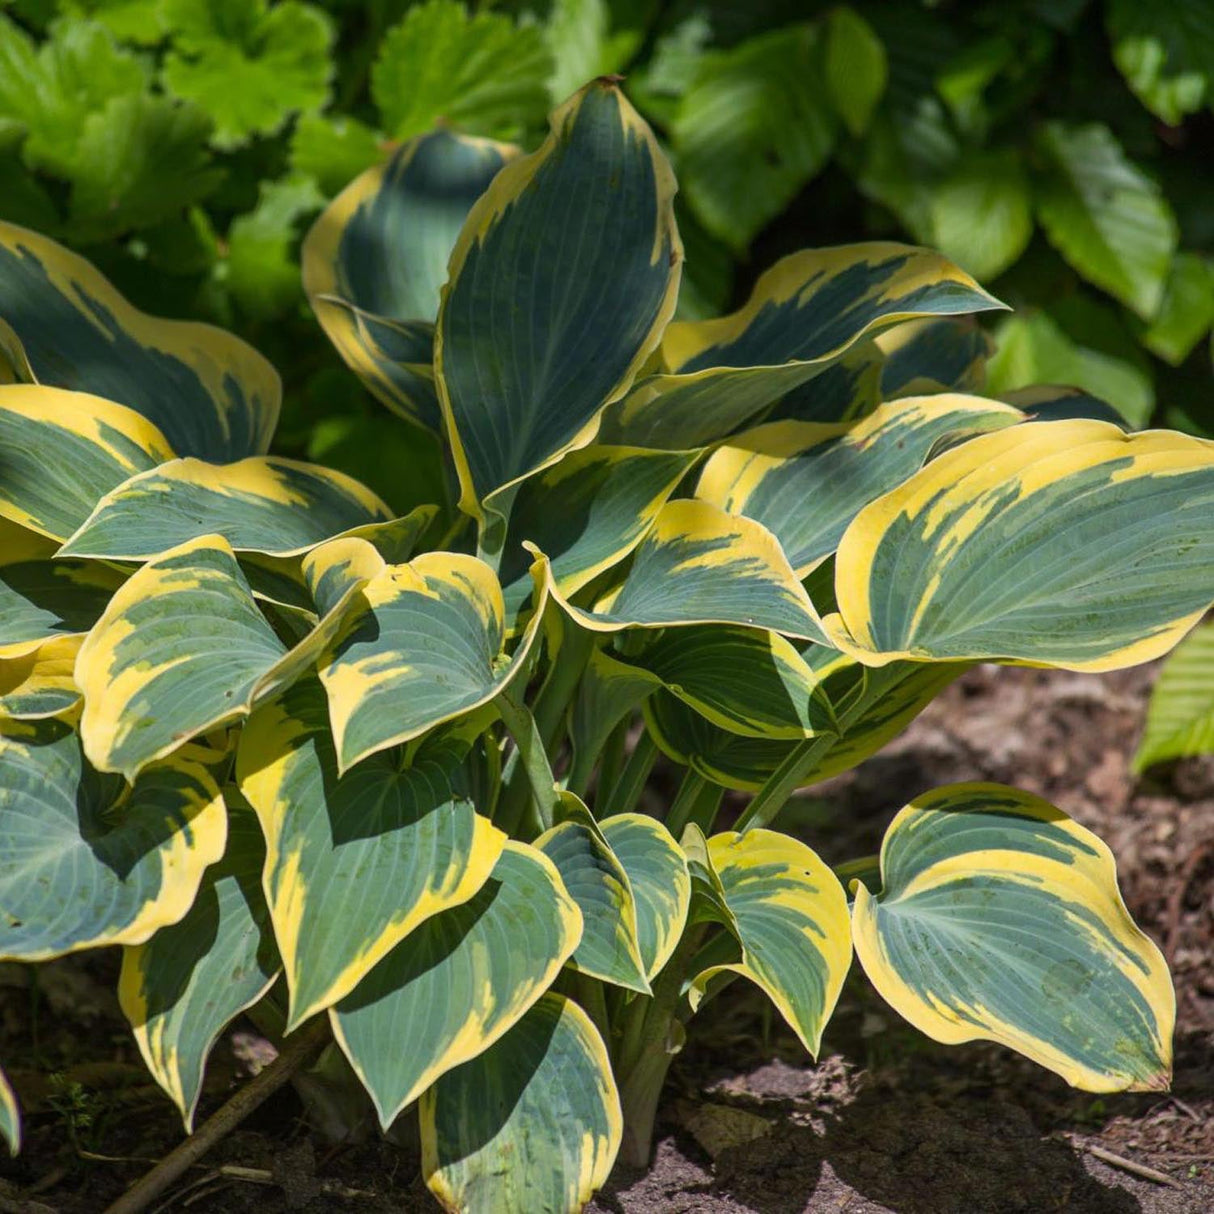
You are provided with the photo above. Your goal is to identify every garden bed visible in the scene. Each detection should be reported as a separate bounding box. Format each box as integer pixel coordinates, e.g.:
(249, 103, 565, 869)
(1, 665, 1210, 1213)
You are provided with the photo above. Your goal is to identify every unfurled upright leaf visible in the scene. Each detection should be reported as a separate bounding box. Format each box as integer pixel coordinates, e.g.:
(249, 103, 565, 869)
(161, 0, 335, 149)
(437, 79, 680, 517)
(237, 678, 506, 1028)
(303, 130, 515, 432)
(332, 841, 580, 1129)
(372, 0, 552, 142)
(0, 717, 226, 961)
(853, 784, 1174, 1091)
(830, 420, 1214, 671)
(119, 802, 279, 1131)
(0, 1064, 17, 1155)
(1142, 253, 1214, 366)
(1134, 621, 1214, 771)
(1034, 123, 1177, 319)
(421, 993, 621, 1214)
(673, 25, 835, 251)
(0, 222, 280, 461)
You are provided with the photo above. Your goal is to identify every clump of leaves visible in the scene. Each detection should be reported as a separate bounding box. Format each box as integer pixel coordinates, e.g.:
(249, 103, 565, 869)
(1, 79, 1210, 1213)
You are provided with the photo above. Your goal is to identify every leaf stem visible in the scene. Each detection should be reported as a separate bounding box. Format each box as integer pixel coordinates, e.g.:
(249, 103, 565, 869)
(494, 688, 559, 837)
(599, 731, 657, 819)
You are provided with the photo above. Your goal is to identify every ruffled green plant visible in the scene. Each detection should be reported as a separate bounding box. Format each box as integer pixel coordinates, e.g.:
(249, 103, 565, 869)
(1, 80, 1210, 1213)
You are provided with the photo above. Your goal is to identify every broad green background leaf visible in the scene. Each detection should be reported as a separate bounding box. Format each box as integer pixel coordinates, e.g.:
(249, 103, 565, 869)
(302, 130, 515, 432)
(612, 626, 835, 739)
(371, 0, 551, 142)
(0, 384, 175, 541)
(673, 24, 836, 251)
(119, 801, 279, 1131)
(290, 113, 380, 198)
(697, 395, 1021, 576)
(0, 717, 225, 961)
(824, 7, 887, 136)
(68, 94, 221, 243)
(1107, 0, 1214, 125)
(831, 421, 1214, 672)
(689, 830, 851, 1055)
(227, 176, 325, 321)
(1033, 122, 1177, 320)
(599, 813, 689, 980)
(603, 243, 1005, 451)
(61, 455, 391, 560)
(75, 534, 289, 778)
(161, 0, 335, 149)
(0, 558, 126, 660)
(536, 794, 649, 992)
(853, 783, 1174, 1091)
(497, 445, 692, 626)
(1134, 621, 1214, 771)
(421, 993, 620, 1214)
(0, 15, 146, 178)
(61, 0, 170, 46)
(0, 221, 280, 462)
(436, 79, 680, 515)
(987, 307, 1154, 428)
(318, 552, 543, 771)
(237, 677, 505, 1028)
(0, 636, 82, 720)
(545, 0, 641, 105)
(1142, 254, 1214, 366)
(928, 148, 1032, 282)
(332, 841, 580, 1129)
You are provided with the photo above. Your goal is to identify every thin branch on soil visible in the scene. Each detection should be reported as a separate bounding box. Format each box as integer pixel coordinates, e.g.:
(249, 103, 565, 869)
(1084, 1143, 1184, 1189)
(102, 1016, 330, 1214)
(218, 1164, 373, 1198)
(1164, 839, 1212, 966)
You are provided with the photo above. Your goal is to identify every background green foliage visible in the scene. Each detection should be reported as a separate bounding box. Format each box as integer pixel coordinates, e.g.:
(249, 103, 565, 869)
(2, 0, 1210, 504)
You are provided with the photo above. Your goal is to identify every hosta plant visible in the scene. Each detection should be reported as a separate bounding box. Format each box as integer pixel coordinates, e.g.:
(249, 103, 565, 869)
(1, 80, 1211, 1213)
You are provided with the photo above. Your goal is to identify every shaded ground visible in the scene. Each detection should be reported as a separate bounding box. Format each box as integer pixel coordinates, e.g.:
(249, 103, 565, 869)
(1, 665, 1211, 1212)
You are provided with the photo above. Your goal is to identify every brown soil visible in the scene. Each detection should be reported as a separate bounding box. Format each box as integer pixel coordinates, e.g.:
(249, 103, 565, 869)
(2, 665, 1211, 1213)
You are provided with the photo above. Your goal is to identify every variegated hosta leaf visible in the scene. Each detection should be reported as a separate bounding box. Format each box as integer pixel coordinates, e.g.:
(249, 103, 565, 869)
(0, 558, 127, 660)
(830, 420, 1214, 672)
(568, 647, 657, 782)
(237, 677, 505, 1029)
(0, 636, 82, 720)
(0, 384, 175, 541)
(698, 396, 1022, 577)
(599, 813, 690, 980)
(600, 242, 1005, 451)
(609, 626, 836, 739)
(421, 992, 621, 1214)
(0, 221, 279, 462)
(0, 1065, 18, 1155)
(646, 691, 799, 792)
(318, 551, 546, 772)
(687, 830, 851, 1055)
(303, 130, 517, 432)
(535, 793, 649, 993)
(876, 317, 991, 398)
(765, 341, 883, 426)
(332, 841, 581, 1128)
(0, 717, 226, 961)
(852, 783, 1174, 1091)
(118, 801, 279, 1131)
(76, 535, 289, 779)
(0, 517, 56, 565)
(1003, 385, 1126, 427)
(60, 456, 393, 560)
(563, 499, 829, 644)
(1133, 621, 1214, 772)
(436, 79, 681, 516)
(497, 445, 693, 628)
